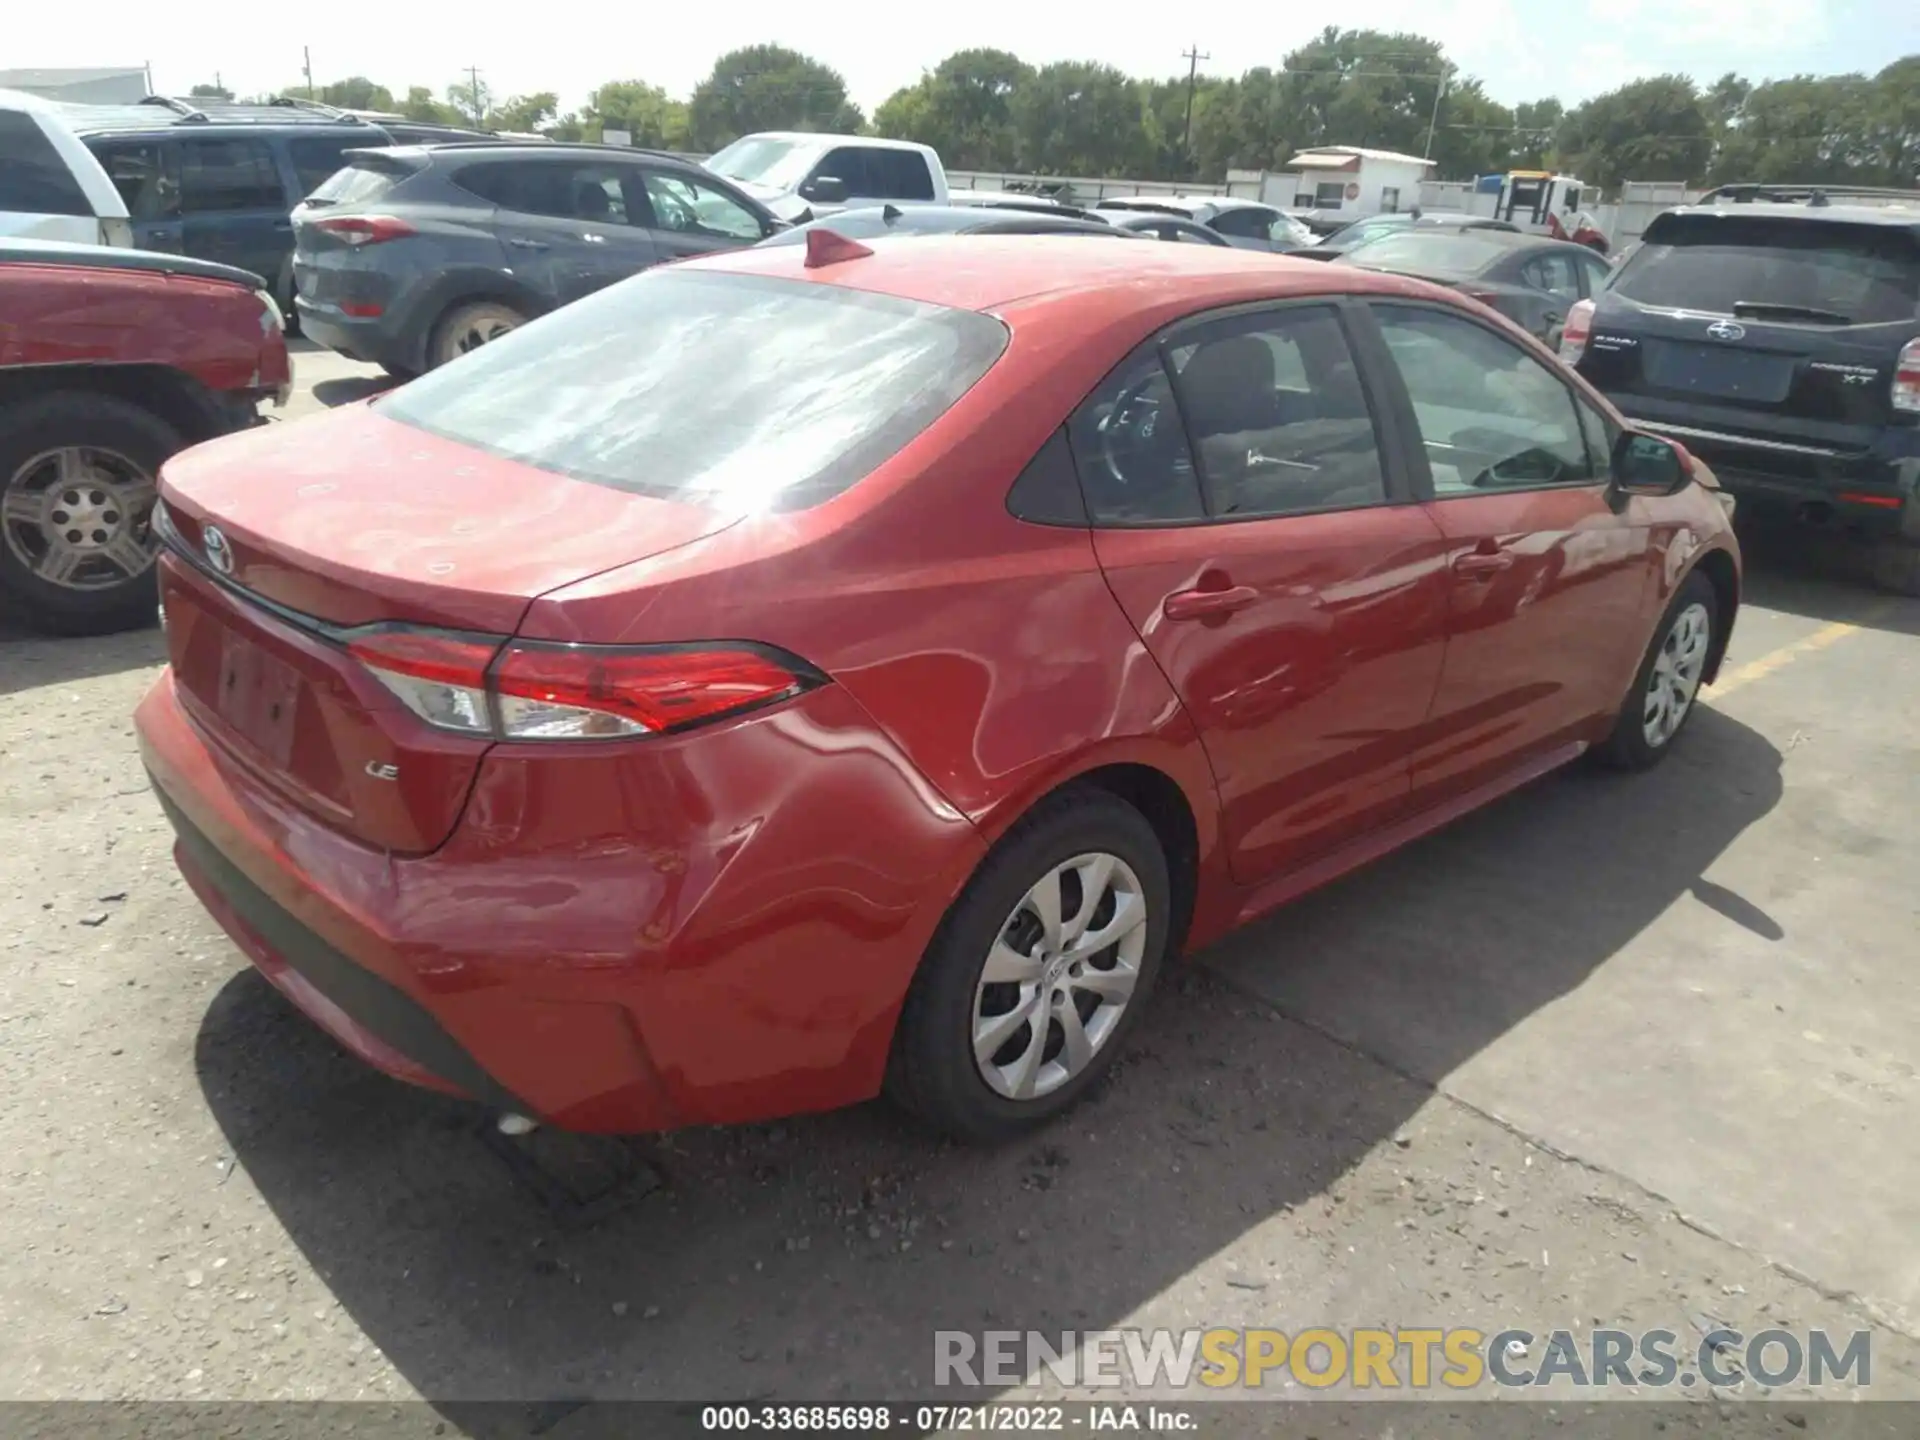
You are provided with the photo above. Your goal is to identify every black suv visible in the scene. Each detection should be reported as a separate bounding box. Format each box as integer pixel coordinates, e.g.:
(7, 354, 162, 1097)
(292, 142, 783, 376)
(1563, 184, 1920, 593)
(60, 97, 416, 313)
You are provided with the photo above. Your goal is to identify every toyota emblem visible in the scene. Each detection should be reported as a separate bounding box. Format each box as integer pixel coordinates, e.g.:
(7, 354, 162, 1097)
(202, 524, 234, 576)
(1705, 319, 1746, 342)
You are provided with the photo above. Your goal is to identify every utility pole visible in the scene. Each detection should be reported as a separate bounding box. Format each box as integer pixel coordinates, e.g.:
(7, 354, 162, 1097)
(1423, 66, 1450, 160)
(469, 65, 484, 128)
(302, 47, 314, 100)
(1181, 44, 1211, 165)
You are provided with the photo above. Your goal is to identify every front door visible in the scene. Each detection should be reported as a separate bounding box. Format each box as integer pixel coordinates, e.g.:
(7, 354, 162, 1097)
(1080, 301, 1453, 884)
(177, 137, 291, 284)
(1365, 301, 1654, 808)
(636, 169, 768, 263)
(90, 138, 183, 254)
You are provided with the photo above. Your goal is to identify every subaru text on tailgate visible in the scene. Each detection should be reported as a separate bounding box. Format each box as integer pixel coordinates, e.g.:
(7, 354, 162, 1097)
(1560, 189, 1920, 593)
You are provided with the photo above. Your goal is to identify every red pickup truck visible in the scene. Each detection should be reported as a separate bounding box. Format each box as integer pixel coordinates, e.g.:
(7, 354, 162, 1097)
(1, 238, 291, 634)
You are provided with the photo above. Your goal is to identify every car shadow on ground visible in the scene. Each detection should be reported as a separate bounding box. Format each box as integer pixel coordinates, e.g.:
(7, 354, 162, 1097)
(310, 375, 401, 408)
(0, 612, 163, 697)
(1735, 520, 1920, 637)
(194, 705, 1782, 1417)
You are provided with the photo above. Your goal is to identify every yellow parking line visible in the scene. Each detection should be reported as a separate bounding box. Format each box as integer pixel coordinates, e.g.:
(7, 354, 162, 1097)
(1710, 604, 1891, 699)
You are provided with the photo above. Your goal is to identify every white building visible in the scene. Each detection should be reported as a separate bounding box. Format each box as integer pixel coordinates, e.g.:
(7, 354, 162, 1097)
(0, 66, 148, 104)
(1228, 145, 1435, 221)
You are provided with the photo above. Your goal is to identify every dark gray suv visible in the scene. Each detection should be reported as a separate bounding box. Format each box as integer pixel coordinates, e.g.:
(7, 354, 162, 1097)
(292, 142, 783, 376)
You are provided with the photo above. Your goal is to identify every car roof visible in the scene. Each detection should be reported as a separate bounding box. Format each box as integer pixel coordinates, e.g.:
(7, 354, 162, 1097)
(733, 131, 932, 154)
(697, 233, 1444, 316)
(53, 98, 390, 137)
(1672, 202, 1920, 230)
(397, 139, 696, 167)
(768, 206, 1123, 242)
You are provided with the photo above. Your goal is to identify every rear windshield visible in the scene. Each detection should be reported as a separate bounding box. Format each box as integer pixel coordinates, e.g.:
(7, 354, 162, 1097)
(1346, 231, 1511, 277)
(1614, 214, 1920, 324)
(305, 162, 401, 207)
(378, 269, 1009, 510)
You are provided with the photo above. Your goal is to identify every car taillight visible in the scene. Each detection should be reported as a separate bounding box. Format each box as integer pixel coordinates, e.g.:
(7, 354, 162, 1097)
(314, 215, 416, 247)
(347, 628, 500, 734)
(1559, 299, 1595, 368)
(1895, 338, 1920, 415)
(345, 627, 818, 741)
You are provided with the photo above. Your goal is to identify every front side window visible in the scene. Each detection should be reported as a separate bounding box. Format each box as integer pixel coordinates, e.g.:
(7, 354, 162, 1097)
(1166, 306, 1386, 518)
(1373, 303, 1597, 496)
(810, 148, 872, 196)
(378, 269, 1007, 512)
(641, 171, 763, 240)
(179, 138, 283, 212)
(95, 141, 178, 220)
(0, 111, 92, 216)
(1068, 345, 1205, 525)
(1576, 250, 1613, 297)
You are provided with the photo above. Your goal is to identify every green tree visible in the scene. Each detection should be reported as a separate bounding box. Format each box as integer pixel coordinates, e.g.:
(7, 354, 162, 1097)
(1708, 73, 1878, 184)
(1557, 75, 1713, 189)
(873, 49, 1032, 169)
(447, 77, 493, 129)
(1011, 62, 1151, 176)
(584, 80, 691, 149)
(188, 82, 233, 101)
(1863, 55, 1920, 187)
(398, 86, 464, 126)
(493, 91, 559, 134)
(687, 45, 862, 150)
(1508, 98, 1565, 170)
(313, 76, 395, 112)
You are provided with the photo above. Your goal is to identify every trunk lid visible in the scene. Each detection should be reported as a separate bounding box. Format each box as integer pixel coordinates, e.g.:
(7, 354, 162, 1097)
(156, 405, 740, 853)
(1583, 210, 1920, 441)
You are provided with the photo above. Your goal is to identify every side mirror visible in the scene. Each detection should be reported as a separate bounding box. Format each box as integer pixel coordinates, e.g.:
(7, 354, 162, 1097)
(1612, 432, 1690, 497)
(803, 175, 847, 205)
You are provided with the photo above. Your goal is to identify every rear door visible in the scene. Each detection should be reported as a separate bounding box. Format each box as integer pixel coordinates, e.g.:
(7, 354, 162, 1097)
(458, 158, 658, 305)
(1366, 301, 1652, 807)
(90, 138, 184, 253)
(1578, 213, 1919, 471)
(635, 168, 767, 263)
(177, 136, 291, 284)
(1081, 300, 1452, 884)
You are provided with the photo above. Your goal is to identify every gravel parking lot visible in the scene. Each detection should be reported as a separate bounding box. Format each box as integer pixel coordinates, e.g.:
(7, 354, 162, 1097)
(3, 341, 1918, 1418)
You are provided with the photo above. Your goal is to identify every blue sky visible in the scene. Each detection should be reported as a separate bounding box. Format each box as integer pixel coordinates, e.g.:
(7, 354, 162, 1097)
(16, 0, 1919, 117)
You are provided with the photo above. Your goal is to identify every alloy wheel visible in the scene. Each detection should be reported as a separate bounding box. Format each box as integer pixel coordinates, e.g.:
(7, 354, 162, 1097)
(1643, 601, 1711, 748)
(1, 447, 158, 591)
(971, 852, 1148, 1102)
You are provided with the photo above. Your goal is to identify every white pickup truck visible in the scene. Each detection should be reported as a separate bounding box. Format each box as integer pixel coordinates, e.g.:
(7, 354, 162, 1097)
(702, 132, 948, 222)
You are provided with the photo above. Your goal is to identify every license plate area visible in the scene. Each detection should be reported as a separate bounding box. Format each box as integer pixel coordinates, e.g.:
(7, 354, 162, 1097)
(216, 625, 302, 767)
(1643, 341, 1795, 403)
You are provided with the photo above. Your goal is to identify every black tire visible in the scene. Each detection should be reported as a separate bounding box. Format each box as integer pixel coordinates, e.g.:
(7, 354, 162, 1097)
(887, 786, 1172, 1143)
(427, 300, 525, 370)
(378, 362, 419, 382)
(0, 393, 178, 636)
(1594, 569, 1719, 771)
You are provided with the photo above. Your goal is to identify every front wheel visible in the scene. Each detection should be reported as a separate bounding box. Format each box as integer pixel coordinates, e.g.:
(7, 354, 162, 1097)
(887, 787, 1172, 1143)
(1595, 570, 1718, 771)
(0, 393, 177, 635)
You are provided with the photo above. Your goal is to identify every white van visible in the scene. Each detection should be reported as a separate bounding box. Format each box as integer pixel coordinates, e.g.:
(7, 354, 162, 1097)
(0, 88, 133, 247)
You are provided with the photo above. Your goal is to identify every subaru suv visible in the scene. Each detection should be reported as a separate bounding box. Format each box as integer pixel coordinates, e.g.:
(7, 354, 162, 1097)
(1561, 185, 1920, 593)
(292, 142, 783, 376)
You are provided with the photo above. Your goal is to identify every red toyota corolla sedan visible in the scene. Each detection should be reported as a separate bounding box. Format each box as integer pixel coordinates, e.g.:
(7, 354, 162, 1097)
(136, 235, 1740, 1142)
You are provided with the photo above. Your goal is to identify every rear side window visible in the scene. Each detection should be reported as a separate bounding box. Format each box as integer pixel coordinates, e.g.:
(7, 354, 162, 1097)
(94, 140, 179, 220)
(1615, 215, 1920, 324)
(379, 269, 1008, 511)
(0, 111, 93, 216)
(307, 162, 400, 207)
(866, 149, 936, 202)
(286, 137, 363, 198)
(456, 160, 638, 224)
(179, 138, 283, 212)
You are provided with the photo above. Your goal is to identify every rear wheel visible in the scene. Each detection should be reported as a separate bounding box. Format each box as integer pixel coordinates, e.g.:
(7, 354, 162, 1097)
(0, 393, 175, 636)
(887, 787, 1171, 1142)
(1594, 570, 1718, 771)
(428, 300, 524, 370)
